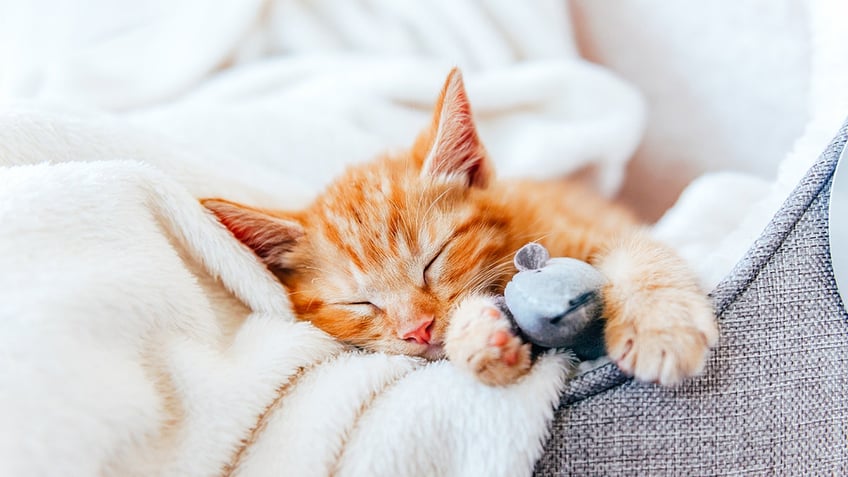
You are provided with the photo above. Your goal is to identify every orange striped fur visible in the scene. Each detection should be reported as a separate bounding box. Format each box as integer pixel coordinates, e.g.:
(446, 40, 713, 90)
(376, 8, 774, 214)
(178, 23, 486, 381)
(203, 69, 717, 386)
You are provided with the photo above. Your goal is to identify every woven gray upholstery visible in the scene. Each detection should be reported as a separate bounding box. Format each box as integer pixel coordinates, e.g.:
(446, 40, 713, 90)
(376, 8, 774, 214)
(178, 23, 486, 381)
(535, 123, 848, 476)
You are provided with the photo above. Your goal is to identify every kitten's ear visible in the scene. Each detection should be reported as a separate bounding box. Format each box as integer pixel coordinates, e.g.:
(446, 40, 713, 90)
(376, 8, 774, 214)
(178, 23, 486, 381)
(417, 68, 492, 188)
(201, 199, 304, 268)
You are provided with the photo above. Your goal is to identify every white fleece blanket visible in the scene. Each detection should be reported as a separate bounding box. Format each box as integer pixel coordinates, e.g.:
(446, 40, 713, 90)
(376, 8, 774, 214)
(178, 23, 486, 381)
(0, 2, 643, 476)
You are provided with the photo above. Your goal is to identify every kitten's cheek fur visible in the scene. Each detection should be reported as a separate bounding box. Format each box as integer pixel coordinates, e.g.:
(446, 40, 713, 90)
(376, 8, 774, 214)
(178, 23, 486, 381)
(422, 344, 446, 360)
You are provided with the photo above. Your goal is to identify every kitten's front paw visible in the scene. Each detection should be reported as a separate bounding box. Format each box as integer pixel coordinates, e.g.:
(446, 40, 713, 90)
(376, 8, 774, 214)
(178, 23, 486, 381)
(605, 289, 718, 385)
(445, 296, 532, 386)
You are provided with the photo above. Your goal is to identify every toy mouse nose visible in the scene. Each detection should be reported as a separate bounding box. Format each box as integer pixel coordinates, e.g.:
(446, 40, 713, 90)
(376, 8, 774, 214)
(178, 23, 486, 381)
(401, 316, 434, 344)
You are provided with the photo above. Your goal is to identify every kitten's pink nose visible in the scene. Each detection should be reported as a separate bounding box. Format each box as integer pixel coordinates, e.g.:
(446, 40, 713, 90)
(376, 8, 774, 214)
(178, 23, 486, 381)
(401, 317, 434, 344)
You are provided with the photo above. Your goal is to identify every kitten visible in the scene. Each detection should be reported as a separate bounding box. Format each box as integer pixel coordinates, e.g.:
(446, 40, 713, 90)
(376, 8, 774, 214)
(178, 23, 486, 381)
(202, 68, 718, 386)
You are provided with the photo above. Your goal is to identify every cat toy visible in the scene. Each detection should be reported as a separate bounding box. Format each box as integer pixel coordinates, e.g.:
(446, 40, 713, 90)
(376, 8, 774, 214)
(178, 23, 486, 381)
(500, 242, 607, 360)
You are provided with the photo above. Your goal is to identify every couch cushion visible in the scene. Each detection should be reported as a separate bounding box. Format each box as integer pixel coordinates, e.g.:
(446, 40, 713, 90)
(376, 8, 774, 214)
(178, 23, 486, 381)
(535, 122, 848, 476)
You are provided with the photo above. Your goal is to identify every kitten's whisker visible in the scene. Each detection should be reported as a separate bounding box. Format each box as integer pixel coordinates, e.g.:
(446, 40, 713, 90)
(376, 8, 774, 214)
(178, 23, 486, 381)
(422, 188, 452, 222)
(300, 265, 331, 274)
(465, 259, 516, 298)
(519, 229, 554, 244)
(285, 289, 315, 298)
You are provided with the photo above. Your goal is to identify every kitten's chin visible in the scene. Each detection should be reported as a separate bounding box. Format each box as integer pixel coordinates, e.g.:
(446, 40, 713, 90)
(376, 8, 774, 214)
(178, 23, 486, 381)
(360, 340, 446, 360)
(378, 342, 445, 360)
(420, 344, 446, 361)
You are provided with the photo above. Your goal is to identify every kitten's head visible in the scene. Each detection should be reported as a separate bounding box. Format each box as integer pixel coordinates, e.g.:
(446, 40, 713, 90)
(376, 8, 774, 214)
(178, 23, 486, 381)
(203, 69, 516, 359)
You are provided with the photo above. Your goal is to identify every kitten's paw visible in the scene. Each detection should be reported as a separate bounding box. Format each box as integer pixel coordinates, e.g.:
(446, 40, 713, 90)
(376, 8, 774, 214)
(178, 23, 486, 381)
(445, 296, 532, 386)
(605, 290, 718, 386)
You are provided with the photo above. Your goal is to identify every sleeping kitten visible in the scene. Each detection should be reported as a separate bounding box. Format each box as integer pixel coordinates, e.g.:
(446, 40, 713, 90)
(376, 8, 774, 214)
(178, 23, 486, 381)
(202, 68, 718, 386)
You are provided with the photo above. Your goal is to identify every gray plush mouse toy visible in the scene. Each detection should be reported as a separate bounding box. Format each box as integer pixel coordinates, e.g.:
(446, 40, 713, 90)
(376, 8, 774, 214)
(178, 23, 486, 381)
(500, 242, 607, 360)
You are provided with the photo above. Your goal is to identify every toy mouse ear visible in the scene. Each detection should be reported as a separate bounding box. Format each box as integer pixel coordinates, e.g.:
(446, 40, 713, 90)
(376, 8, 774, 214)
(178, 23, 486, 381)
(514, 243, 550, 271)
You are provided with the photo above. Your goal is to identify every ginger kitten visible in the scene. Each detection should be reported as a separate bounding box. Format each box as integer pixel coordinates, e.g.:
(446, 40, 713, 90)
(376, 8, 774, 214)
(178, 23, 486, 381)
(202, 68, 717, 386)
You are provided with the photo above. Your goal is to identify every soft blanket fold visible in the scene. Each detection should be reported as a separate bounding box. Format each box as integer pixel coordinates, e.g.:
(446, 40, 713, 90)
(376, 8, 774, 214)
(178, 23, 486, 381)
(0, 156, 573, 476)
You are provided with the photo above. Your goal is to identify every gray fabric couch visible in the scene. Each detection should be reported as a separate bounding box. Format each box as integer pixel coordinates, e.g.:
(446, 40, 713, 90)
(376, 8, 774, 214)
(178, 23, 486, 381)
(535, 123, 848, 476)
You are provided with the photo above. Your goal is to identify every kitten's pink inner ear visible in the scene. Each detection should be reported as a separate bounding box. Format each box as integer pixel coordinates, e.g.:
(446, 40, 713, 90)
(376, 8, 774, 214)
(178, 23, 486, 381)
(201, 199, 304, 267)
(420, 68, 492, 188)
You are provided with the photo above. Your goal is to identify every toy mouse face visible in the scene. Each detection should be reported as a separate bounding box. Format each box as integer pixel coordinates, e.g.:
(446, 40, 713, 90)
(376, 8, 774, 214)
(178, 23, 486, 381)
(504, 243, 607, 354)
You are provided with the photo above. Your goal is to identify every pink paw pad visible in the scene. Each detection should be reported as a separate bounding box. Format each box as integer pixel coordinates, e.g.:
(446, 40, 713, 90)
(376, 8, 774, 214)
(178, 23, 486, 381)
(502, 348, 519, 366)
(483, 307, 501, 320)
(488, 329, 510, 346)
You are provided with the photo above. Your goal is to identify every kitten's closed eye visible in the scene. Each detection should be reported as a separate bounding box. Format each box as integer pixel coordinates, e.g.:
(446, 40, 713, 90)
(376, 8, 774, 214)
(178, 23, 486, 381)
(338, 302, 381, 314)
(423, 243, 449, 286)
